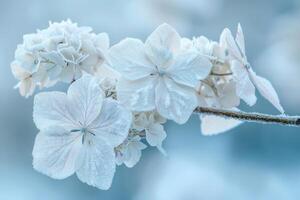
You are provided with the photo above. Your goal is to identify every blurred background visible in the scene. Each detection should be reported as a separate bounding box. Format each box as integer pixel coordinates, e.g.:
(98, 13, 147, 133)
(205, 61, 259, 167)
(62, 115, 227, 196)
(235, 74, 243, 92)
(1, 0, 300, 199)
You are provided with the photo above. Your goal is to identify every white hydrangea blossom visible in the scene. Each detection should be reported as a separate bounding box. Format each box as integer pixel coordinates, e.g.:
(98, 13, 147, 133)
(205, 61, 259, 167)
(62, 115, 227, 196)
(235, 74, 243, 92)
(11, 20, 109, 97)
(109, 23, 212, 124)
(133, 111, 167, 148)
(11, 21, 289, 190)
(181, 35, 241, 134)
(115, 111, 167, 168)
(115, 135, 147, 168)
(220, 24, 284, 113)
(32, 75, 132, 190)
(181, 24, 284, 135)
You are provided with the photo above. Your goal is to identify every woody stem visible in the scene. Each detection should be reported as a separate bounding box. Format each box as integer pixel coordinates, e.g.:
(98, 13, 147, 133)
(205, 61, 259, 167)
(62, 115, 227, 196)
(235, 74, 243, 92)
(195, 107, 300, 127)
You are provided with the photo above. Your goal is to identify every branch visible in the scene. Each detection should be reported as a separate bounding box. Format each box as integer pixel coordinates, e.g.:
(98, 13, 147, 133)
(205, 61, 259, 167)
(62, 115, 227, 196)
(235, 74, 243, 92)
(195, 107, 300, 127)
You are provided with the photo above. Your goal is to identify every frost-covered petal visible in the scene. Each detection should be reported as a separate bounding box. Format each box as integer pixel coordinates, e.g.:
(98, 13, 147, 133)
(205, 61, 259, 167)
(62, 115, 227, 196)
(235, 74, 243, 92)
(67, 75, 104, 126)
(123, 136, 147, 168)
(39, 51, 65, 79)
(62, 66, 84, 83)
(18, 79, 36, 97)
(155, 77, 197, 124)
(217, 81, 240, 109)
(33, 91, 79, 130)
(89, 99, 132, 147)
(149, 111, 167, 124)
(249, 70, 284, 113)
(235, 23, 246, 57)
(180, 37, 193, 52)
(11, 61, 37, 97)
(40, 51, 65, 66)
(220, 28, 242, 61)
(192, 36, 213, 55)
(93, 32, 110, 52)
(167, 52, 212, 87)
(76, 137, 115, 190)
(145, 23, 181, 67)
(231, 60, 256, 106)
(32, 126, 83, 179)
(117, 77, 157, 111)
(132, 112, 148, 131)
(109, 38, 155, 80)
(11, 61, 31, 80)
(14, 46, 37, 72)
(200, 114, 243, 136)
(58, 46, 78, 63)
(145, 123, 166, 147)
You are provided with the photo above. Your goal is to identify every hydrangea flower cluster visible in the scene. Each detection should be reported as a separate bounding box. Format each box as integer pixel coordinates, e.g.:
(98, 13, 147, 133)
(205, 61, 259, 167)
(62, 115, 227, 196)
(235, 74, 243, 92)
(11, 19, 109, 97)
(11, 20, 284, 190)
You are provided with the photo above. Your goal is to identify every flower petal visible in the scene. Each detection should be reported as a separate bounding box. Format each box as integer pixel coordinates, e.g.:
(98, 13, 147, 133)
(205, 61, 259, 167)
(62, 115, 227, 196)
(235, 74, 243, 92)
(145, 123, 166, 147)
(11, 61, 31, 80)
(32, 126, 83, 179)
(220, 28, 242, 61)
(249, 70, 284, 113)
(167, 52, 212, 87)
(231, 60, 257, 106)
(89, 99, 132, 147)
(59, 63, 82, 83)
(155, 77, 197, 124)
(116, 77, 157, 111)
(235, 23, 246, 57)
(67, 74, 104, 126)
(200, 114, 243, 136)
(76, 137, 116, 190)
(94, 32, 110, 51)
(123, 136, 147, 168)
(33, 91, 79, 130)
(132, 112, 149, 131)
(145, 23, 181, 67)
(39, 51, 65, 80)
(18, 79, 36, 98)
(217, 81, 240, 109)
(108, 38, 155, 80)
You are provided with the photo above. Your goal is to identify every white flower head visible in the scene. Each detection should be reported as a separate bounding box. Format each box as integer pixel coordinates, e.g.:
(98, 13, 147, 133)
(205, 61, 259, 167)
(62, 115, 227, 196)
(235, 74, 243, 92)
(109, 23, 212, 124)
(115, 135, 147, 168)
(221, 24, 284, 113)
(11, 20, 110, 97)
(133, 111, 167, 147)
(32, 74, 132, 190)
(39, 20, 109, 82)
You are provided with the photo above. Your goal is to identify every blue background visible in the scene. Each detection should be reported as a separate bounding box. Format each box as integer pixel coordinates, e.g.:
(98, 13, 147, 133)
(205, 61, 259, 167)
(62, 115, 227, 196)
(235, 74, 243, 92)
(1, 0, 300, 199)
